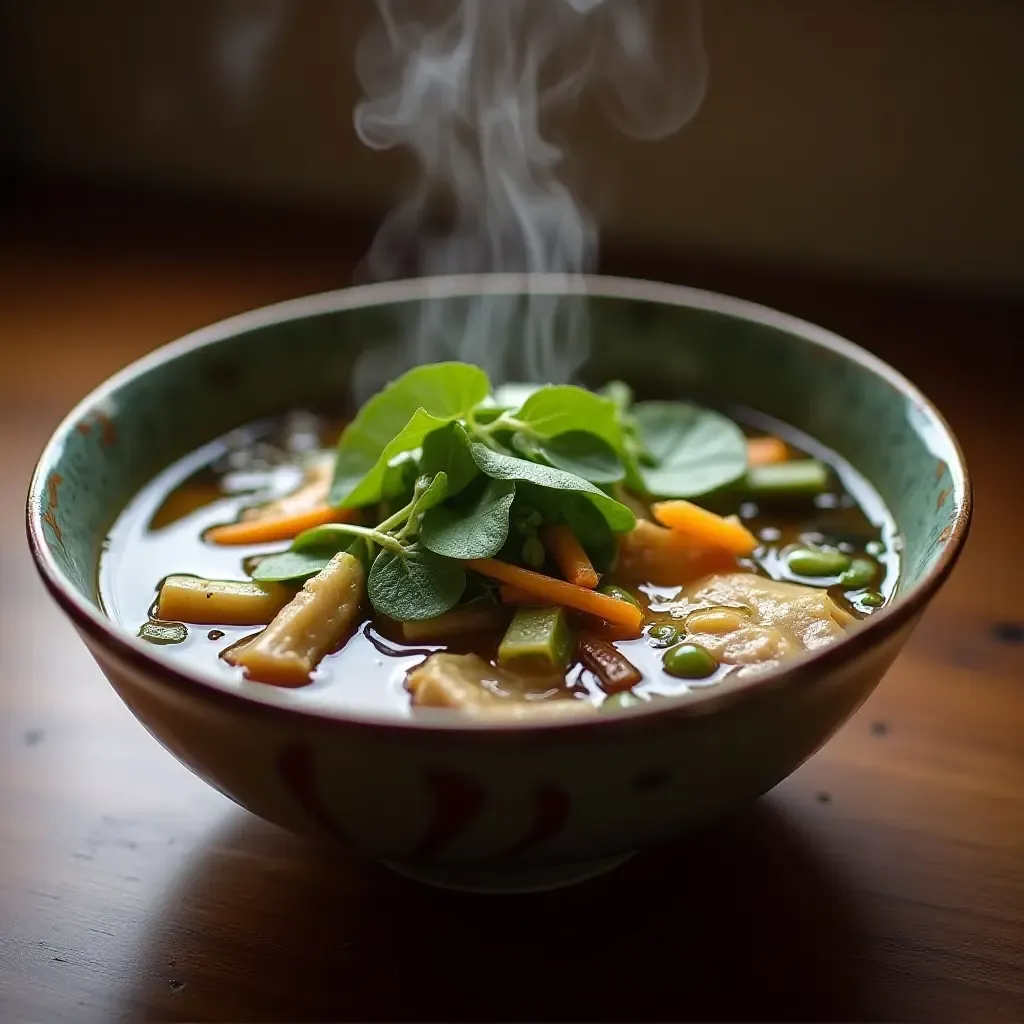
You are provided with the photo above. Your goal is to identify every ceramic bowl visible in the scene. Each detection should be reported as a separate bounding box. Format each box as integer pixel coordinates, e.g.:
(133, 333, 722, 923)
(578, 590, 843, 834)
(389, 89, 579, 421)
(27, 275, 970, 893)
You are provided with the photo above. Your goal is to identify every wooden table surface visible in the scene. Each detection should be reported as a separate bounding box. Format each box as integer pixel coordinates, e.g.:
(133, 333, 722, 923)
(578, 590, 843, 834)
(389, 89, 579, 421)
(2, 187, 1023, 1023)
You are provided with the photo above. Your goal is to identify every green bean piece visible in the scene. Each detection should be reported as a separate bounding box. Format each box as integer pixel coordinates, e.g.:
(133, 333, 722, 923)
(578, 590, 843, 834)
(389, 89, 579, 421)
(521, 535, 546, 569)
(138, 620, 188, 646)
(498, 606, 573, 672)
(599, 584, 642, 609)
(838, 557, 877, 589)
(746, 459, 830, 497)
(601, 690, 645, 712)
(861, 591, 885, 608)
(663, 643, 718, 679)
(786, 546, 852, 578)
(647, 623, 681, 649)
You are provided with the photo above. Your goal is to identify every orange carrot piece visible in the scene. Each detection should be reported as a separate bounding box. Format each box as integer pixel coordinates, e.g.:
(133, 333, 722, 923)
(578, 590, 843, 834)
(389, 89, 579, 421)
(499, 584, 534, 604)
(651, 500, 758, 557)
(465, 559, 643, 632)
(205, 504, 357, 546)
(747, 436, 789, 467)
(616, 520, 737, 586)
(542, 525, 600, 588)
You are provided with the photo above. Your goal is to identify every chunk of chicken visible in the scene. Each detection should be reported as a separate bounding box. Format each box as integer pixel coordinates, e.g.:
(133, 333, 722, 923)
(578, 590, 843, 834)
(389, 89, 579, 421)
(655, 572, 854, 677)
(406, 653, 594, 720)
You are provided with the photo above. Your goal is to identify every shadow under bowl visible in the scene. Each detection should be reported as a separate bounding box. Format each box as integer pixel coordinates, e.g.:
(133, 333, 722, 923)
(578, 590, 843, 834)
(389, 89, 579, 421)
(26, 274, 970, 892)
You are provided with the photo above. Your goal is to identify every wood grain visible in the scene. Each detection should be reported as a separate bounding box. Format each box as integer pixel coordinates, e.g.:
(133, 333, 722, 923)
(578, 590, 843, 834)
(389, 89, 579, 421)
(1, 187, 1022, 1023)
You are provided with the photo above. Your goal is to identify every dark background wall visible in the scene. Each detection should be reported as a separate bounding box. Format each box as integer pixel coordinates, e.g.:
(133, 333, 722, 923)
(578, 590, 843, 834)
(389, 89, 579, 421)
(3, 0, 1022, 294)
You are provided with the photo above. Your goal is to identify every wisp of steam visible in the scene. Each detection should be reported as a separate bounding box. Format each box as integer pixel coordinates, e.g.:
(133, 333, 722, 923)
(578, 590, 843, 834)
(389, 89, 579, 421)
(352, 0, 707, 400)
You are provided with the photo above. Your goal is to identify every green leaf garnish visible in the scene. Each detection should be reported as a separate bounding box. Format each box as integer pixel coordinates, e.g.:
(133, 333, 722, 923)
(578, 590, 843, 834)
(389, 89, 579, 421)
(367, 547, 466, 620)
(251, 546, 339, 583)
(421, 478, 516, 559)
(469, 443, 635, 533)
(419, 422, 479, 497)
(537, 431, 624, 484)
(330, 362, 489, 507)
(515, 385, 622, 448)
(380, 456, 419, 503)
(412, 471, 449, 516)
(631, 401, 747, 498)
(333, 407, 451, 509)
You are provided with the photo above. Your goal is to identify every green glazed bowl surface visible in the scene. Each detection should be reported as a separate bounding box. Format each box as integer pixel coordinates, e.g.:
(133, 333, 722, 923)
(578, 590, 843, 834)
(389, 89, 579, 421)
(26, 275, 970, 892)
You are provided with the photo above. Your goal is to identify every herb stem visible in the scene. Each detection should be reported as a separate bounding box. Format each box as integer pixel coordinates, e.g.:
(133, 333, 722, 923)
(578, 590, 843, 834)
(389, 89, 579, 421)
(377, 499, 415, 534)
(302, 522, 406, 557)
(465, 410, 524, 454)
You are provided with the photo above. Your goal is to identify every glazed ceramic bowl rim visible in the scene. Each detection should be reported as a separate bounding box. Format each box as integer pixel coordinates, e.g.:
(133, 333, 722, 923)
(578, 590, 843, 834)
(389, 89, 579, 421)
(27, 273, 972, 735)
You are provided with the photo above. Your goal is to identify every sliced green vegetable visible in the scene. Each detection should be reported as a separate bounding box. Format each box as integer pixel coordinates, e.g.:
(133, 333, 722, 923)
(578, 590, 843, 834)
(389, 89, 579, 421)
(599, 584, 642, 609)
(521, 535, 546, 568)
(786, 546, 851, 578)
(138, 620, 188, 645)
(497, 606, 573, 672)
(647, 623, 681, 648)
(663, 643, 718, 679)
(746, 459, 830, 498)
(838, 557, 877, 589)
(601, 690, 645, 711)
(861, 591, 885, 608)
(631, 402, 748, 498)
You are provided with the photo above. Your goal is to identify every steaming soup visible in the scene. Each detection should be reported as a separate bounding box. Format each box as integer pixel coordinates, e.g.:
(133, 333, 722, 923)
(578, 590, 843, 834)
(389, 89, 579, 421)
(99, 364, 899, 719)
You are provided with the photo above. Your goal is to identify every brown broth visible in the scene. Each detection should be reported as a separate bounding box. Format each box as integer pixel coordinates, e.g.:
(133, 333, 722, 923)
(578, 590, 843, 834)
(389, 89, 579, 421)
(98, 409, 900, 718)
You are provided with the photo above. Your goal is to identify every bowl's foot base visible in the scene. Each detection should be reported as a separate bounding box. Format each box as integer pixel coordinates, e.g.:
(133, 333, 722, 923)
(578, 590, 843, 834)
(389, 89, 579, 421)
(383, 852, 635, 894)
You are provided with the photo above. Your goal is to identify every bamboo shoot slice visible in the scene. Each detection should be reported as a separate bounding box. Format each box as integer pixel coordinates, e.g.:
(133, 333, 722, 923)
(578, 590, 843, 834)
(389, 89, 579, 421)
(156, 575, 294, 626)
(233, 551, 365, 687)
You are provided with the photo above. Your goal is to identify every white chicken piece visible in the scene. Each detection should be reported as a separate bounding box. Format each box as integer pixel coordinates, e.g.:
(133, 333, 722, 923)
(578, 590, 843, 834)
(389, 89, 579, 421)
(406, 653, 594, 719)
(656, 572, 855, 677)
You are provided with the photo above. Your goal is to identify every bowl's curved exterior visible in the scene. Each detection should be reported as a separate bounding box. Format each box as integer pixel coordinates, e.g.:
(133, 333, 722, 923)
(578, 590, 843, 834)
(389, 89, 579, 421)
(82, 615, 916, 870)
(27, 275, 970, 886)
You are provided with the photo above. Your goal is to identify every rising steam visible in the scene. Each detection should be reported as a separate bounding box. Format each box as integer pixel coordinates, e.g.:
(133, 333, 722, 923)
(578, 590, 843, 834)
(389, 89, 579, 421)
(351, 0, 707, 400)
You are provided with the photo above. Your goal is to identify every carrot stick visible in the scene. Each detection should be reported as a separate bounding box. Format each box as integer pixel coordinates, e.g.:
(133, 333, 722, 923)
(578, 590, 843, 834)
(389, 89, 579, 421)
(651, 500, 758, 557)
(542, 525, 600, 588)
(465, 558, 643, 632)
(205, 504, 357, 546)
(499, 584, 534, 604)
(747, 436, 789, 467)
